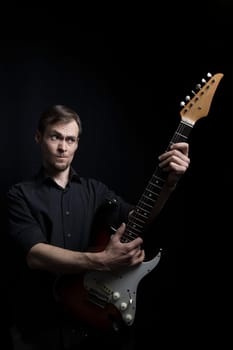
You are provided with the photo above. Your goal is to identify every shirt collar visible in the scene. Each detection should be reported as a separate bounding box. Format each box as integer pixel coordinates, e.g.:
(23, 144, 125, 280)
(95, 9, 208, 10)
(35, 166, 81, 185)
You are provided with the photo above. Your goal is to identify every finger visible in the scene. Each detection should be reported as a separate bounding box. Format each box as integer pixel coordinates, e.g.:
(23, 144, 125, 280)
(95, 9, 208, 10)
(159, 149, 188, 163)
(170, 142, 189, 155)
(126, 237, 143, 251)
(159, 152, 190, 168)
(163, 163, 188, 174)
(114, 222, 126, 239)
(130, 249, 145, 265)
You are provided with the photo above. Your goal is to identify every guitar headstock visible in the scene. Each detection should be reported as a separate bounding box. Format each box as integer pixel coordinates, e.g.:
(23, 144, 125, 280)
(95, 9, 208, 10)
(180, 72, 224, 125)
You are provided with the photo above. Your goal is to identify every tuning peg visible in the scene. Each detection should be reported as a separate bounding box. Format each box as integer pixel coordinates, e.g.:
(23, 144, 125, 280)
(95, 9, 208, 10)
(180, 94, 191, 107)
(201, 73, 212, 84)
(195, 83, 202, 90)
(180, 72, 214, 107)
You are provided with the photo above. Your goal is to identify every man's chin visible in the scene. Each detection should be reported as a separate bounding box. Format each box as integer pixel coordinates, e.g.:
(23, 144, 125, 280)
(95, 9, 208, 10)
(54, 163, 69, 172)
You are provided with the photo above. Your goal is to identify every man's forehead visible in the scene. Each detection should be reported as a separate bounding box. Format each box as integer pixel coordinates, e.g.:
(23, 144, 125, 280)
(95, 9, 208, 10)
(46, 121, 79, 135)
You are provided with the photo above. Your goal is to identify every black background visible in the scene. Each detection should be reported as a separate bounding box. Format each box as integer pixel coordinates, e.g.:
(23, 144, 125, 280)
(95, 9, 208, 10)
(0, 1, 232, 348)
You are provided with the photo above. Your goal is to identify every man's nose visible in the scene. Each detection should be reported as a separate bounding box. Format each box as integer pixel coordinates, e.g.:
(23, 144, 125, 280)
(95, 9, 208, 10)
(58, 139, 67, 151)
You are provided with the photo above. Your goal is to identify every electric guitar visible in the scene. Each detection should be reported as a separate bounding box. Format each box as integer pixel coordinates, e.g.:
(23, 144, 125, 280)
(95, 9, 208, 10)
(54, 72, 224, 332)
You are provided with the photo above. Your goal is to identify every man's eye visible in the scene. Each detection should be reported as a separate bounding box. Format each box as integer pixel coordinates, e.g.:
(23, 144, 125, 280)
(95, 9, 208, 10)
(50, 135, 58, 141)
(67, 138, 76, 144)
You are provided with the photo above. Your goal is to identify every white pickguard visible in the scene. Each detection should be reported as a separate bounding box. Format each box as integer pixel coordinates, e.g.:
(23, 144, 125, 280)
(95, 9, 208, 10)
(84, 250, 162, 327)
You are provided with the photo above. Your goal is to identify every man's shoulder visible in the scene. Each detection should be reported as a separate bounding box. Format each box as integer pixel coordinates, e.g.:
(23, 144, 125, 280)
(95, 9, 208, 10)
(7, 177, 36, 195)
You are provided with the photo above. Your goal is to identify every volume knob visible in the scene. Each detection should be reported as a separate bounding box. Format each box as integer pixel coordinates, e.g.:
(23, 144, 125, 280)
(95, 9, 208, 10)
(112, 292, 120, 300)
(120, 302, 128, 310)
(124, 313, 133, 323)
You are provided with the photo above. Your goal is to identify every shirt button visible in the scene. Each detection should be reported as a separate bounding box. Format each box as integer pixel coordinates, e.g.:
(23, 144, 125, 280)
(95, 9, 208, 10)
(67, 233, 71, 238)
(66, 211, 70, 215)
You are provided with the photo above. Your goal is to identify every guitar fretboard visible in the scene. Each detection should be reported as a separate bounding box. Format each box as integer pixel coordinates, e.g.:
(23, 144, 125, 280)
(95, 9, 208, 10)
(121, 120, 193, 243)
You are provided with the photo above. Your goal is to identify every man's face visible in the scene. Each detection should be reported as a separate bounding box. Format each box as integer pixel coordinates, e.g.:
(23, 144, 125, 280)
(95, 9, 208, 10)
(35, 120, 79, 173)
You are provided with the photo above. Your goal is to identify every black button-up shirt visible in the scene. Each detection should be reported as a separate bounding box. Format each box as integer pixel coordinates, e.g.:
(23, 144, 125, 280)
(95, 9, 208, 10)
(7, 167, 133, 255)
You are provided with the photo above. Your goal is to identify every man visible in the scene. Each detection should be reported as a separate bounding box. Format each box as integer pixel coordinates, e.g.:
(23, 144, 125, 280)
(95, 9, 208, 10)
(7, 104, 190, 349)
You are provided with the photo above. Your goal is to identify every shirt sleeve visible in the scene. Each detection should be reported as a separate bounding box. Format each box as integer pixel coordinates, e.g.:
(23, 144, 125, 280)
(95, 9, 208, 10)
(91, 179, 135, 228)
(6, 185, 48, 255)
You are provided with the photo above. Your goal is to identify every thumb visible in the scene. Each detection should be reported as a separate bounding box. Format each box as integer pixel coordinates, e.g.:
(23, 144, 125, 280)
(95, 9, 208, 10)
(114, 222, 126, 239)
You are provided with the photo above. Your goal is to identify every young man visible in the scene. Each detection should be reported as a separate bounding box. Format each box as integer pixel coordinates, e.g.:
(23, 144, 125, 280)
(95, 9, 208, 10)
(7, 104, 190, 349)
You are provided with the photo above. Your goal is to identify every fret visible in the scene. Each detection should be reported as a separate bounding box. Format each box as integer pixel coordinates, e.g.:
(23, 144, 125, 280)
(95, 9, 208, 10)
(138, 200, 153, 209)
(143, 189, 159, 200)
(127, 224, 143, 235)
(151, 175, 165, 188)
(174, 131, 188, 140)
(133, 207, 150, 221)
(168, 121, 193, 150)
(144, 188, 158, 196)
(121, 228, 138, 243)
(141, 194, 157, 204)
(131, 214, 147, 225)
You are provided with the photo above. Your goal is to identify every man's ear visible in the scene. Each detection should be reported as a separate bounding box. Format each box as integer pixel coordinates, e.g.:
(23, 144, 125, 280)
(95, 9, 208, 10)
(35, 129, 41, 144)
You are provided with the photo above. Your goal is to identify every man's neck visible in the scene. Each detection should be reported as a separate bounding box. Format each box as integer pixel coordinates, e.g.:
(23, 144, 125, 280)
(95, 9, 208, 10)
(46, 167, 70, 189)
(53, 173, 69, 188)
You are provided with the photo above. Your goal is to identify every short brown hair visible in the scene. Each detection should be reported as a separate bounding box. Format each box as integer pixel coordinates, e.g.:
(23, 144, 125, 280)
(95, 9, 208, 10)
(38, 105, 82, 136)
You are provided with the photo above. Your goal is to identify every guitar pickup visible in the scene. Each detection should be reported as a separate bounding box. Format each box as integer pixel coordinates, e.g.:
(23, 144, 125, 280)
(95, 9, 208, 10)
(87, 291, 108, 309)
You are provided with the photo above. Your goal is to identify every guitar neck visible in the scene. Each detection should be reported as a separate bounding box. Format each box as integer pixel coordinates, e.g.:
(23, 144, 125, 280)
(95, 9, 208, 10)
(121, 120, 194, 243)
